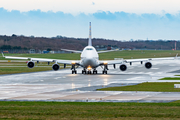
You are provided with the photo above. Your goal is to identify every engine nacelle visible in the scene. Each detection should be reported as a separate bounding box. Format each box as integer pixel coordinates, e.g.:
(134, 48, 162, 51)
(119, 64, 127, 71)
(145, 62, 152, 69)
(27, 61, 35, 68)
(52, 64, 60, 71)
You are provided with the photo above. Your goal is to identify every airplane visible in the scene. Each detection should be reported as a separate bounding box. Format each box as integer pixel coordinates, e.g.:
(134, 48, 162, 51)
(2, 22, 179, 74)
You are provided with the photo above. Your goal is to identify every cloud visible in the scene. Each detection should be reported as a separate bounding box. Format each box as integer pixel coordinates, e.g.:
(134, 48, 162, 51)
(1, 0, 180, 15)
(1, 8, 180, 40)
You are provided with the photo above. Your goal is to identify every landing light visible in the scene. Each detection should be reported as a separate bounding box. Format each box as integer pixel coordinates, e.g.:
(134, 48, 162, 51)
(87, 65, 92, 71)
(103, 61, 108, 65)
(71, 61, 76, 64)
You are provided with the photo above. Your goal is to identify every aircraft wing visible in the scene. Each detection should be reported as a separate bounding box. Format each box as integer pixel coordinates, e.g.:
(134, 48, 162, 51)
(99, 60, 124, 65)
(61, 49, 82, 53)
(98, 49, 120, 53)
(125, 56, 179, 63)
(99, 55, 180, 65)
(2, 53, 80, 65)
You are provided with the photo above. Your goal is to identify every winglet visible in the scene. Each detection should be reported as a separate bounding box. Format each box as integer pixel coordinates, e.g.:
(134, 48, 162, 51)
(175, 53, 178, 59)
(88, 22, 92, 46)
(176, 53, 178, 57)
(2, 52, 4, 57)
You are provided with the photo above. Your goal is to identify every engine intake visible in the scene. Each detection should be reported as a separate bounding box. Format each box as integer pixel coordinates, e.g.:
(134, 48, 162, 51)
(52, 64, 60, 71)
(120, 64, 127, 71)
(27, 61, 35, 68)
(145, 62, 152, 69)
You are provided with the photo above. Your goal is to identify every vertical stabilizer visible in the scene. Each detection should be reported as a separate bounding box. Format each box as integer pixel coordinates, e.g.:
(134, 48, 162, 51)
(88, 22, 92, 46)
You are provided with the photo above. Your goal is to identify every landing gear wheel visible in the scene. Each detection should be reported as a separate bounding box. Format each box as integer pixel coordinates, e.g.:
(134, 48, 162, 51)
(72, 70, 77, 74)
(93, 70, 97, 74)
(102, 71, 107, 74)
(82, 70, 86, 74)
(87, 71, 92, 74)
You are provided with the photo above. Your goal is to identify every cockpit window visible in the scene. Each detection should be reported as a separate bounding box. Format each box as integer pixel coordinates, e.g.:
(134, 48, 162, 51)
(86, 48, 93, 50)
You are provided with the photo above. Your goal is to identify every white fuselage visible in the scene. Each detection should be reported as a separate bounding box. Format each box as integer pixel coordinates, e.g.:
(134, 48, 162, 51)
(80, 46, 99, 69)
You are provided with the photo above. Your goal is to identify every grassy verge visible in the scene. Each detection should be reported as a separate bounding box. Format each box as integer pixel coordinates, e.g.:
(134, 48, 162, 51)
(159, 77, 180, 80)
(0, 67, 53, 75)
(0, 101, 180, 119)
(0, 61, 71, 75)
(97, 82, 180, 92)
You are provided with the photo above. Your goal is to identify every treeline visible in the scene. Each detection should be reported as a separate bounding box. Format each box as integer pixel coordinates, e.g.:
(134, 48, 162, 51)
(0, 34, 179, 50)
(0, 45, 28, 50)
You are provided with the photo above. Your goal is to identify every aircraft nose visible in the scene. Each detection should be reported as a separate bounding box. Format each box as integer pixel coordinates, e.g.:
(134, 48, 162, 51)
(83, 58, 95, 67)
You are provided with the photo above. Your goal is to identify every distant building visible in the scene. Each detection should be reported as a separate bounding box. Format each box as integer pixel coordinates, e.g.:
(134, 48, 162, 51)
(29, 49, 35, 54)
(42, 50, 49, 54)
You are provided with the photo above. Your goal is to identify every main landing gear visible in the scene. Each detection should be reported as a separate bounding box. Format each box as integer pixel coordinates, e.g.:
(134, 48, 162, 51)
(72, 70, 77, 74)
(102, 65, 108, 74)
(71, 65, 77, 74)
(102, 70, 107, 74)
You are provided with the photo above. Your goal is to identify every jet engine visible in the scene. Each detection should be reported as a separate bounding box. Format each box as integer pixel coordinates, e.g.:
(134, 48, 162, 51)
(145, 62, 152, 69)
(119, 64, 127, 71)
(52, 64, 60, 71)
(27, 61, 35, 68)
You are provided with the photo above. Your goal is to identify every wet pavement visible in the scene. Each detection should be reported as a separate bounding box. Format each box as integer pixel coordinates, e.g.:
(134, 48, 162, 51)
(0, 60, 180, 102)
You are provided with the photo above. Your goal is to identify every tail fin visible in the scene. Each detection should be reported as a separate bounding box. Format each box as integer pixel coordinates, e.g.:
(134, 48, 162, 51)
(88, 22, 92, 46)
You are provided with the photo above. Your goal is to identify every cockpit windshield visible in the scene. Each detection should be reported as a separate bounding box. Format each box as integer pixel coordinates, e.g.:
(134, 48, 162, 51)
(86, 48, 93, 50)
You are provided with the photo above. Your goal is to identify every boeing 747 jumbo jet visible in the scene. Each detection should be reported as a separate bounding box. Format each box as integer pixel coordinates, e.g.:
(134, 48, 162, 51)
(2, 22, 179, 74)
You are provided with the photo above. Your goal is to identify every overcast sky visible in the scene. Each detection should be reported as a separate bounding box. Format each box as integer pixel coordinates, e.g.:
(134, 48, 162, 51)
(0, 0, 180, 40)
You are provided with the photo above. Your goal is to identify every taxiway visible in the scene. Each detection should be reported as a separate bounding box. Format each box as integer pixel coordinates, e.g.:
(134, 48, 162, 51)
(0, 60, 180, 102)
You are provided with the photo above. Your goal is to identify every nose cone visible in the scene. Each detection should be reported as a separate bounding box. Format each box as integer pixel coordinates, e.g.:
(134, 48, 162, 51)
(83, 58, 97, 68)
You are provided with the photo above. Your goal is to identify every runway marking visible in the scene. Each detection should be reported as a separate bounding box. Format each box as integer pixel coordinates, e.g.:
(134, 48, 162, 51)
(54, 77, 65, 79)
(136, 72, 143, 74)
(146, 72, 152, 74)
(151, 68, 159, 69)
(127, 77, 145, 80)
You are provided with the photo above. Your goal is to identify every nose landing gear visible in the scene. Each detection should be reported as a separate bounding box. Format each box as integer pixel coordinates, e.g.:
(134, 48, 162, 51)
(82, 69, 98, 74)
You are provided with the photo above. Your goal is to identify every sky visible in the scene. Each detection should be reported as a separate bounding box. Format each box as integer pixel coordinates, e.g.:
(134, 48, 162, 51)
(0, 0, 180, 40)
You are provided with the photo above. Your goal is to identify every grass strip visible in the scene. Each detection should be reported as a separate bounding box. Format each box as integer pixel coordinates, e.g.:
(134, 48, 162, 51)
(0, 67, 53, 75)
(0, 101, 180, 119)
(97, 82, 180, 92)
(159, 77, 180, 80)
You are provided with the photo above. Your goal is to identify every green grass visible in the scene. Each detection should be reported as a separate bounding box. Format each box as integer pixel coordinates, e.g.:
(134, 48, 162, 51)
(0, 67, 53, 75)
(99, 50, 180, 60)
(0, 62, 70, 75)
(0, 101, 180, 119)
(97, 82, 180, 92)
(159, 77, 180, 80)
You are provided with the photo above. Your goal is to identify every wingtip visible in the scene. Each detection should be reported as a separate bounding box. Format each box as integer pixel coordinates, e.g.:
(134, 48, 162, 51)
(176, 53, 178, 57)
(2, 52, 4, 57)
